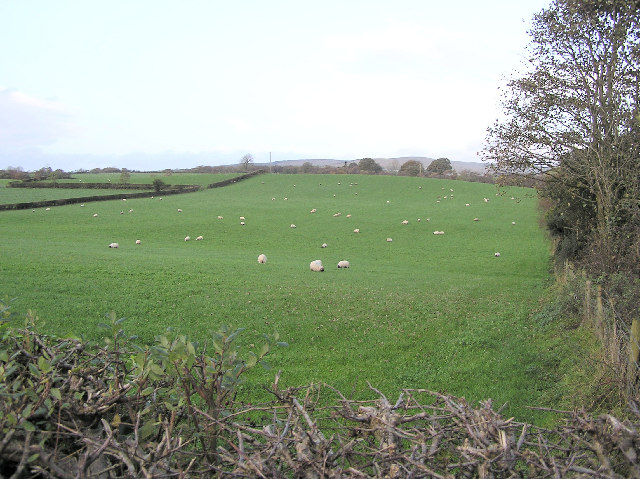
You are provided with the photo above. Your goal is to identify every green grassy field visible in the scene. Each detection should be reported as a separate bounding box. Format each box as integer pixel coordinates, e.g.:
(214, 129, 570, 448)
(0, 173, 587, 423)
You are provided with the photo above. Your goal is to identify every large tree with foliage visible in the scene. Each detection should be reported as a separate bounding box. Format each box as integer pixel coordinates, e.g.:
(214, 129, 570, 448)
(398, 160, 423, 177)
(484, 0, 640, 270)
(357, 158, 383, 174)
(427, 158, 453, 175)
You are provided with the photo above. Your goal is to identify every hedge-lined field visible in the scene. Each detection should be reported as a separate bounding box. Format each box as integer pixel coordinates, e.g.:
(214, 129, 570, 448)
(60, 172, 240, 186)
(0, 187, 139, 204)
(0, 174, 590, 423)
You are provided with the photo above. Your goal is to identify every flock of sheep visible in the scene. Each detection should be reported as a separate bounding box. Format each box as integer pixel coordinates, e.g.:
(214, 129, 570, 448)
(99, 179, 515, 266)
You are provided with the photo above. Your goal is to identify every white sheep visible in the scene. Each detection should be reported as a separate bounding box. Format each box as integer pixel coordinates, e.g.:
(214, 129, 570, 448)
(240, 216, 245, 221)
(93, 213, 98, 217)
(272, 197, 276, 201)
(120, 211, 124, 215)
(177, 208, 182, 213)
(333, 212, 342, 217)
(465, 203, 470, 207)
(387, 238, 393, 242)
(109, 242, 119, 248)
(80, 204, 84, 207)
(512, 221, 516, 225)
(240, 221, 245, 226)
(129, 209, 133, 213)
(135, 239, 141, 245)
(217, 215, 223, 219)
(310, 260, 324, 272)
(310, 208, 317, 213)
(353, 228, 360, 233)
(290, 224, 297, 228)
(473, 218, 479, 222)
(346, 214, 352, 218)
(321, 243, 328, 248)
(337, 260, 350, 269)
(184, 236, 191, 241)
(402, 220, 409, 225)
(258, 254, 267, 263)
(495, 252, 501, 257)
(433, 231, 445, 235)
(45, 207, 51, 211)
(196, 235, 203, 241)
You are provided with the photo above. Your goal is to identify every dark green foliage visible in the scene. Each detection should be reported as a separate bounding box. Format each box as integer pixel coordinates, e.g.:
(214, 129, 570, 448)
(152, 178, 167, 192)
(427, 157, 452, 175)
(398, 160, 422, 176)
(357, 158, 382, 174)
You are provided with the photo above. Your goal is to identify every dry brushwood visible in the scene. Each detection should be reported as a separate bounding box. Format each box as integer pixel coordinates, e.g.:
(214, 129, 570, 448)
(1, 325, 640, 478)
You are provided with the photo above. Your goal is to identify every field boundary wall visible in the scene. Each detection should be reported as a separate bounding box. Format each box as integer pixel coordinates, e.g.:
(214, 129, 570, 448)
(0, 170, 265, 211)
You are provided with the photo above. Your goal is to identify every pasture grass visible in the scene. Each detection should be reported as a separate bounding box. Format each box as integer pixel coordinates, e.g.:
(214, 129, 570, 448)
(0, 174, 591, 424)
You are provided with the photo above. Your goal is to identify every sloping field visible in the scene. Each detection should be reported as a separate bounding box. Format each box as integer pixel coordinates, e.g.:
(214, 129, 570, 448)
(0, 174, 583, 422)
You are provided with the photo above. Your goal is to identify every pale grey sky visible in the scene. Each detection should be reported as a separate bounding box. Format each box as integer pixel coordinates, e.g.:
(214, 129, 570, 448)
(0, 0, 549, 171)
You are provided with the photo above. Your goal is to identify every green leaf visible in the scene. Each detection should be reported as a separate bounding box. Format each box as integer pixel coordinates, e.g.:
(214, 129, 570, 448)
(27, 453, 40, 463)
(22, 420, 36, 431)
(141, 387, 155, 396)
(50, 388, 61, 400)
(260, 343, 270, 357)
(139, 421, 155, 440)
(276, 342, 289, 347)
(246, 351, 257, 368)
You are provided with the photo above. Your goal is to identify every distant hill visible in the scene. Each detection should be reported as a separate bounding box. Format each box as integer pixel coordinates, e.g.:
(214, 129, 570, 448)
(255, 157, 487, 174)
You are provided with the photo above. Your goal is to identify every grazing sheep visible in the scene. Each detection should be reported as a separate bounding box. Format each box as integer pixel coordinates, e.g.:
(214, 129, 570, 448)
(217, 215, 223, 219)
(333, 212, 342, 217)
(196, 235, 203, 241)
(402, 220, 409, 225)
(122, 198, 127, 201)
(353, 228, 360, 233)
(337, 260, 350, 269)
(284, 197, 288, 200)
(310, 208, 317, 213)
(135, 239, 141, 245)
(240, 221, 245, 226)
(240, 216, 245, 220)
(177, 209, 182, 213)
(258, 254, 267, 263)
(417, 218, 421, 222)
(419, 186, 422, 189)
(80, 204, 84, 207)
(310, 260, 324, 272)
(272, 197, 276, 201)
(45, 207, 51, 211)
(387, 238, 393, 242)
(184, 236, 191, 241)
(120, 211, 124, 215)
(484, 198, 489, 203)
(473, 218, 479, 221)
(433, 231, 445, 235)
(109, 242, 119, 248)
(386, 200, 390, 203)
(290, 224, 296, 228)
(512, 221, 516, 225)
(321, 243, 328, 248)
(495, 252, 501, 257)
(129, 209, 133, 213)
(465, 203, 470, 206)
(93, 213, 98, 217)
(346, 214, 351, 218)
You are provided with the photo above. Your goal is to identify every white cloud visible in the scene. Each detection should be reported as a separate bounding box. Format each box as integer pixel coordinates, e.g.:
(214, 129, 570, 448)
(0, 88, 78, 150)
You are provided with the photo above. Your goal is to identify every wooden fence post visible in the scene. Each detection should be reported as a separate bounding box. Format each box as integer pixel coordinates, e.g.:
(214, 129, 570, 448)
(584, 280, 592, 326)
(596, 285, 604, 340)
(629, 319, 640, 386)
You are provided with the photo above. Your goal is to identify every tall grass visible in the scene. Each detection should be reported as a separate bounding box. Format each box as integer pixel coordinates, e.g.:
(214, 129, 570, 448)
(0, 174, 589, 423)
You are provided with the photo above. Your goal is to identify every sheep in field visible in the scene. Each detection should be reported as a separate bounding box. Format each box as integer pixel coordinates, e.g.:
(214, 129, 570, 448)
(387, 238, 393, 242)
(310, 208, 317, 213)
(321, 243, 328, 248)
(184, 236, 191, 241)
(495, 252, 501, 257)
(353, 228, 360, 233)
(433, 231, 445, 235)
(310, 260, 324, 272)
(337, 260, 350, 269)
(258, 254, 267, 264)
(177, 209, 182, 213)
(196, 235, 203, 241)
(402, 220, 409, 225)
(135, 239, 141, 245)
(217, 215, 223, 220)
(93, 213, 98, 217)
(240, 221, 245, 226)
(240, 216, 245, 220)
(290, 224, 297, 228)
(109, 243, 119, 248)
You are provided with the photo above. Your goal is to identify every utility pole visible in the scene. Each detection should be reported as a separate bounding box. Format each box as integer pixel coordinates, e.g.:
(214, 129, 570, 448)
(269, 152, 272, 174)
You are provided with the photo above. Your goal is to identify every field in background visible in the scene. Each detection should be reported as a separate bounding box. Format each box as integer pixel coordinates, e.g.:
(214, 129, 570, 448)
(0, 174, 588, 423)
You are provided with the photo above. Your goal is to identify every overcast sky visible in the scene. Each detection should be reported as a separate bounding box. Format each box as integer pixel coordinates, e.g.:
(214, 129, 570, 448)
(0, 1, 549, 171)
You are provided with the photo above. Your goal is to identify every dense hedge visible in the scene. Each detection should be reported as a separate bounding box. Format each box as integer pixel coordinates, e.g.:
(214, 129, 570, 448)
(1, 313, 639, 478)
(7, 182, 156, 190)
(0, 171, 266, 211)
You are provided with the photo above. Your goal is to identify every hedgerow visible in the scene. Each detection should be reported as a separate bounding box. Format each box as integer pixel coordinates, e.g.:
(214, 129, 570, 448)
(1, 308, 639, 478)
